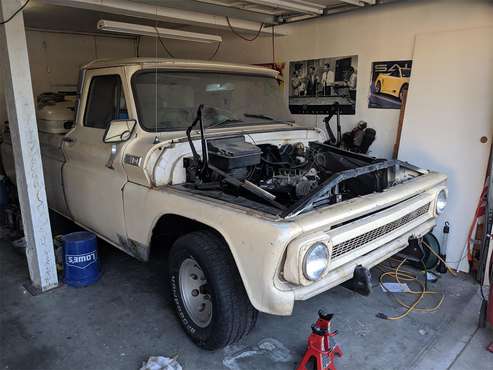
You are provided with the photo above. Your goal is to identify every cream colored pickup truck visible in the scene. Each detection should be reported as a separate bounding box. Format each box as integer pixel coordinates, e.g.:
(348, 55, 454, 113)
(1, 58, 447, 350)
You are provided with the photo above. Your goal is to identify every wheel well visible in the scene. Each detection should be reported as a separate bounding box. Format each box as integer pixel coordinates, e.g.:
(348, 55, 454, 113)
(149, 214, 222, 259)
(400, 83, 409, 91)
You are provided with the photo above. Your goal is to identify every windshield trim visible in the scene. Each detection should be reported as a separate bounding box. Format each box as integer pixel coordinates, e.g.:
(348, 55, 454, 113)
(131, 69, 289, 133)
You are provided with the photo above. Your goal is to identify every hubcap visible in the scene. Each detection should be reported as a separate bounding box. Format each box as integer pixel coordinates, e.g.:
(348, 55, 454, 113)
(179, 258, 212, 328)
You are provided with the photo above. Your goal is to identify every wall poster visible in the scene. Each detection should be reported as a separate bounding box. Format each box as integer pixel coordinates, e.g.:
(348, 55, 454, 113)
(368, 60, 412, 109)
(289, 55, 358, 115)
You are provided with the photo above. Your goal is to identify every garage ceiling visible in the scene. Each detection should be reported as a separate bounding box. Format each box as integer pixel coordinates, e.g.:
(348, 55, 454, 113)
(193, 0, 376, 17)
(24, 0, 398, 36)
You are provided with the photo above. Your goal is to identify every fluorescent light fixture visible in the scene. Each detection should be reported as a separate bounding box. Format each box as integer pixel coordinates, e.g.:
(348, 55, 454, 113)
(97, 20, 222, 43)
(195, 0, 324, 15)
(244, 0, 324, 15)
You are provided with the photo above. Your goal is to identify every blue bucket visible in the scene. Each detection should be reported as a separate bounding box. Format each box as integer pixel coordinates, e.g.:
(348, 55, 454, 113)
(63, 231, 101, 287)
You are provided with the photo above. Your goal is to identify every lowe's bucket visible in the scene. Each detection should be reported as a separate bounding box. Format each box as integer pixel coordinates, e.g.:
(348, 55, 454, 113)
(63, 231, 101, 287)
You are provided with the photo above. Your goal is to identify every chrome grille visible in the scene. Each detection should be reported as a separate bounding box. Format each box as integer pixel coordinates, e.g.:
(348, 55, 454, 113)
(331, 203, 431, 260)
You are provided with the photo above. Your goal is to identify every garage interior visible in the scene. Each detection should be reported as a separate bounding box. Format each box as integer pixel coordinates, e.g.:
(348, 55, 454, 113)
(0, 1, 492, 369)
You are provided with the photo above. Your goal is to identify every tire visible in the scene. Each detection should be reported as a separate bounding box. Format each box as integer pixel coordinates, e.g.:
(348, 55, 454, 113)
(375, 80, 381, 93)
(168, 230, 258, 350)
(399, 84, 408, 101)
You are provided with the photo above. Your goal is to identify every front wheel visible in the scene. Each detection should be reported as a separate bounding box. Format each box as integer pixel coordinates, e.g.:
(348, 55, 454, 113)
(169, 230, 257, 350)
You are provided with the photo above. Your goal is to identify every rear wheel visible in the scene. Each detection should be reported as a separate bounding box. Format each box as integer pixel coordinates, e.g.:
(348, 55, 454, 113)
(168, 230, 257, 350)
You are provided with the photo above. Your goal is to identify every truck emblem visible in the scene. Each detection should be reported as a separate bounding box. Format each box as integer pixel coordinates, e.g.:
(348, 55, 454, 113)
(124, 154, 141, 167)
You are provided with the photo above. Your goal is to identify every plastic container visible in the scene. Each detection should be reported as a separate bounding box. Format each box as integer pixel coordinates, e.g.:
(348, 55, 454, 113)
(63, 231, 101, 287)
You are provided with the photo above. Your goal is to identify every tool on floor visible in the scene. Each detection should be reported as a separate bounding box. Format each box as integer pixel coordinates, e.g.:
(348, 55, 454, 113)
(436, 222, 450, 273)
(296, 309, 343, 370)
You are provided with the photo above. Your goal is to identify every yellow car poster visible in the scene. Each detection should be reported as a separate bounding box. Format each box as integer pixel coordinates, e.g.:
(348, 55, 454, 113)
(369, 60, 412, 109)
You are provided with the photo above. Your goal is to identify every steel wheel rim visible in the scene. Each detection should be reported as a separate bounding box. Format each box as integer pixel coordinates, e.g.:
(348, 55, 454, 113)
(179, 257, 212, 328)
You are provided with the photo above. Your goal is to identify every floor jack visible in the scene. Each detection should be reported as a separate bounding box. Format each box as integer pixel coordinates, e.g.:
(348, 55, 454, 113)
(296, 310, 343, 370)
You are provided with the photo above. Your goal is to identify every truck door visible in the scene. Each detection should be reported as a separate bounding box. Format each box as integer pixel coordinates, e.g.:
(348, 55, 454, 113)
(62, 67, 130, 244)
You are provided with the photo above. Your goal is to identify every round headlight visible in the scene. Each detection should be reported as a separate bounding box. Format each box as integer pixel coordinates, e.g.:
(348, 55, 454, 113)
(436, 189, 447, 214)
(303, 242, 329, 281)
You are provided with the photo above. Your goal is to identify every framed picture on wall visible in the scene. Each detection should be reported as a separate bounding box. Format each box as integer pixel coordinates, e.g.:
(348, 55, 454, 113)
(288, 55, 358, 115)
(368, 60, 412, 109)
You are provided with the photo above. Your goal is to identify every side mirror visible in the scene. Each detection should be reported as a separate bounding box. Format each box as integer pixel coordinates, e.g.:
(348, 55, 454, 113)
(103, 119, 136, 143)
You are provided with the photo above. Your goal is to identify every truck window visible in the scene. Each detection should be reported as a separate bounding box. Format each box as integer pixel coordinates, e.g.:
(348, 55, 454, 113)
(84, 75, 128, 129)
(131, 71, 292, 131)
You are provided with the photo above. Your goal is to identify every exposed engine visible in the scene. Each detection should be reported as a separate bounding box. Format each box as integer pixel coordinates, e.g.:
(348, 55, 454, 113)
(252, 142, 320, 202)
(184, 133, 393, 209)
(183, 106, 415, 215)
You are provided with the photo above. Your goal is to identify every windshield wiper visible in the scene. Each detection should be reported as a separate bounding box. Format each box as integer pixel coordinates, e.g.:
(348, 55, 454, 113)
(207, 118, 243, 129)
(244, 113, 274, 121)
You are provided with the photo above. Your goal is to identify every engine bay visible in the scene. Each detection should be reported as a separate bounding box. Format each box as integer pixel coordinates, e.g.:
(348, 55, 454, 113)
(180, 106, 421, 217)
(183, 134, 420, 216)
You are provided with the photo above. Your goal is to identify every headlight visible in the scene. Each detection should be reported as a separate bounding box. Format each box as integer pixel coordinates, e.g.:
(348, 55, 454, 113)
(436, 189, 447, 214)
(303, 242, 329, 281)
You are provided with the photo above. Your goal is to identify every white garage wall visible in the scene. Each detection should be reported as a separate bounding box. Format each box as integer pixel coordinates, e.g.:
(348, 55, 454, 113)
(212, 0, 493, 158)
(0, 31, 129, 142)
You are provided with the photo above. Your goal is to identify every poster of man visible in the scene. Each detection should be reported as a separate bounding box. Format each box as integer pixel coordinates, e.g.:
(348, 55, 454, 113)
(289, 55, 358, 115)
(368, 60, 412, 109)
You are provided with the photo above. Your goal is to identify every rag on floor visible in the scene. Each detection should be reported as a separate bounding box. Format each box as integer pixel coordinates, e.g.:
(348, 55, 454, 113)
(139, 356, 182, 370)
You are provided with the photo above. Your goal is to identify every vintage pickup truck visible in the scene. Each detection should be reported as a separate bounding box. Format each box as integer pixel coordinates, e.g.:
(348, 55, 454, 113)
(1, 58, 447, 350)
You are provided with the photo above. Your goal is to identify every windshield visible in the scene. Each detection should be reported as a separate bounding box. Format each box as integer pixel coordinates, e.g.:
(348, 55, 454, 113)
(132, 71, 293, 131)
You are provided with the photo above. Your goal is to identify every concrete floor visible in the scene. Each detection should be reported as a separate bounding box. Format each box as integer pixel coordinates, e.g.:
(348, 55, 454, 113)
(1, 219, 492, 370)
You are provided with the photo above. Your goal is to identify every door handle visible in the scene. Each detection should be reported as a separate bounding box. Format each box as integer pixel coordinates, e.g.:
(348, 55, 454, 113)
(62, 136, 76, 144)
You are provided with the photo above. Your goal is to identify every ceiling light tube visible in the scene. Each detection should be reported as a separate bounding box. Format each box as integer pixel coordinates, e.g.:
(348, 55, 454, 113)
(97, 20, 222, 43)
(245, 0, 324, 15)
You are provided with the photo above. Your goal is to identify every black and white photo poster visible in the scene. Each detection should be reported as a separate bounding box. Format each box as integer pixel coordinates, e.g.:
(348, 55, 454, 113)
(368, 60, 412, 109)
(289, 55, 358, 115)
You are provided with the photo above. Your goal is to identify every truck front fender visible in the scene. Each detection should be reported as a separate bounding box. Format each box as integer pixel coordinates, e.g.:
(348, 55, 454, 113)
(122, 183, 302, 315)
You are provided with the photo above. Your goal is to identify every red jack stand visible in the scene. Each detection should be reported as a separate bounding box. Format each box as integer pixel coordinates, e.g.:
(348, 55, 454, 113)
(296, 310, 343, 370)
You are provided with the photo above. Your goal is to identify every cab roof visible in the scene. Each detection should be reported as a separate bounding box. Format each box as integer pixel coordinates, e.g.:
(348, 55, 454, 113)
(82, 58, 279, 78)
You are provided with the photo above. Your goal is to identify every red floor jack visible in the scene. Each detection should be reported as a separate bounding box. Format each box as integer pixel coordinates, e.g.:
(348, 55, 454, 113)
(296, 310, 343, 370)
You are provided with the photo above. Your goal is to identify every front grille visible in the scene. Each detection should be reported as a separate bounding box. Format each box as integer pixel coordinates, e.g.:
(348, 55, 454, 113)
(331, 202, 431, 260)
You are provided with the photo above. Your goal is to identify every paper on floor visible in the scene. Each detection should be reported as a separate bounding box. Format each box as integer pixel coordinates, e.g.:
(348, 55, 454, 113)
(139, 356, 182, 370)
(380, 282, 411, 293)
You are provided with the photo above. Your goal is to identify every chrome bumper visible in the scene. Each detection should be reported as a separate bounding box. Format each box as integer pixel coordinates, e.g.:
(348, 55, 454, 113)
(293, 218, 435, 301)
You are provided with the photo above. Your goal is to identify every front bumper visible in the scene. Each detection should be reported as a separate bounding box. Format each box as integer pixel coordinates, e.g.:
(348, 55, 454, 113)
(267, 183, 443, 315)
(293, 218, 435, 301)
